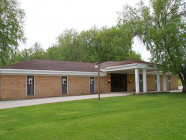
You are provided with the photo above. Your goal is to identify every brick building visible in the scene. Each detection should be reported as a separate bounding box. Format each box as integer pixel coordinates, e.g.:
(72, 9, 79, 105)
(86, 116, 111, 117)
(0, 59, 178, 100)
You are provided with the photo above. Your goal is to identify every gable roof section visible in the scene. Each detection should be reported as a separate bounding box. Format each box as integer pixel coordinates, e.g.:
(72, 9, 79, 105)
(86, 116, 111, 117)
(0, 59, 97, 72)
(1, 59, 153, 71)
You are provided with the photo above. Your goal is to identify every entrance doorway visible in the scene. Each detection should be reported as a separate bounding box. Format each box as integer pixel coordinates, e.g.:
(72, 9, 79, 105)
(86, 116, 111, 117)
(62, 76, 67, 94)
(27, 76, 34, 95)
(90, 77, 95, 93)
(111, 74, 127, 92)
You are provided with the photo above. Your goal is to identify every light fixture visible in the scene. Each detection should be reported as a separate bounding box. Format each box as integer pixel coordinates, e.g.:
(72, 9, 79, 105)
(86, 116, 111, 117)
(108, 79, 110, 83)
(129, 79, 131, 83)
(95, 64, 98, 68)
(91, 79, 94, 84)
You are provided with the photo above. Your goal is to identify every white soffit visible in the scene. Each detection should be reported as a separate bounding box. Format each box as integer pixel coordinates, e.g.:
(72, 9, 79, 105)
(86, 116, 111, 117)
(0, 69, 107, 77)
(102, 63, 158, 72)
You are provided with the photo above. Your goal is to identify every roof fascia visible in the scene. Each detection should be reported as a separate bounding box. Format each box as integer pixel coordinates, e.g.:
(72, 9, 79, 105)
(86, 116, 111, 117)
(103, 63, 137, 72)
(103, 63, 158, 72)
(136, 63, 157, 69)
(0, 69, 107, 77)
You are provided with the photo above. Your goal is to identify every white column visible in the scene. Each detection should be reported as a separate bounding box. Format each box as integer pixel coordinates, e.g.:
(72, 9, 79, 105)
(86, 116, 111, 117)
(143, 69, 147, 92)
(135, 69, 139, 93)
(163, 75, 167, 91)
(156, 71, 160, 92)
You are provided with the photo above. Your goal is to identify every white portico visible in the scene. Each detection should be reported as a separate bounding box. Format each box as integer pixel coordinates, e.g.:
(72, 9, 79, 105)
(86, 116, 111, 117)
(101, 61, 168, 93)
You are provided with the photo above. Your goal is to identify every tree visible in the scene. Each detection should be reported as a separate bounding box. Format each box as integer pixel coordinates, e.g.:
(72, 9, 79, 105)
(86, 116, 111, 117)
(118, 0, 186, 92)
(48, 27, 142, 63)
(45, 45, 61, 61)
(96, 26, 133, 62)
(15, 47, 33, 62)
(55, 29, 82, 61)
(29, 42, 45, 60)
(122, 50, 142, 61)
(0, 0, 25, 66)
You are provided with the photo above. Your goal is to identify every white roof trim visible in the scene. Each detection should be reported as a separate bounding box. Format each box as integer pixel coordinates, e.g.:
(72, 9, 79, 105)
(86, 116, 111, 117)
(103, 63, 137, 72)
(102, 63, 157, 72)
(136, 63, 157, 69)
(0, 69, 107, 77)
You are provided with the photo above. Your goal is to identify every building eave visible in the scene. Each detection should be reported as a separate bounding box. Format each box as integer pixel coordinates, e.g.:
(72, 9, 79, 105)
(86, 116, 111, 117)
(0, 69, 107, 77)
(102, 63, 157, 72)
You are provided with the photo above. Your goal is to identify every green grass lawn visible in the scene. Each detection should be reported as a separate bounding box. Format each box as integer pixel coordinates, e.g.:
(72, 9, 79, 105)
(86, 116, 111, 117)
(1, 93, 186, 140)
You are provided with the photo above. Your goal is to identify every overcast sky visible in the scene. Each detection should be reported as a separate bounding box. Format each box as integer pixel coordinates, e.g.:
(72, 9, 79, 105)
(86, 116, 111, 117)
(18, 0, 151, 61)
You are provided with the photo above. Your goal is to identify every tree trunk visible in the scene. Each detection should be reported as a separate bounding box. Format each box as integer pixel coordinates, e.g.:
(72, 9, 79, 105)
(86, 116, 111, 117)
(179, 74, 186, 93)
(182, 78, 186, 93)
(183, 74, 186, 93)
(182, 84, 186, 93)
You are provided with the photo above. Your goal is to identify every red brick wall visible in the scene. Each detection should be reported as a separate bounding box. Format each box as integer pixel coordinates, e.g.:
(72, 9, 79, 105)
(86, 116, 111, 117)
(35, 76, 61, 98)
(68, 75, 111, 95)
(68, 77, 89, 95)
(170, 75, 178, 90)
(0, 75, 27, 100)
(127, 74, 178, 92)
(0, 75, 111, 100)
(0, 74, 178, 100)
(127, 74, 156, 92)
(147, 75, 156, 91)
(127, 74, 135, 92)
(159, 75, 178, 91)
(95, 73, 111, 93)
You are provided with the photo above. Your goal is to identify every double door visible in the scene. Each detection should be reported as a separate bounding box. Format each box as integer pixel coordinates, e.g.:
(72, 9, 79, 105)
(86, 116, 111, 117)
(111, 74, 127, 92)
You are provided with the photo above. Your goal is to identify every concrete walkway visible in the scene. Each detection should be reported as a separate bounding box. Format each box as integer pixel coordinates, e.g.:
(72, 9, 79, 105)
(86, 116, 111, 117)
(0, 92, 132, 110)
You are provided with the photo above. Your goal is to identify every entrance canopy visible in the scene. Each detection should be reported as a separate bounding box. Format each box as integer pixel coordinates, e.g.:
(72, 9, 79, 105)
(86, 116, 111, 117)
(100, 60, 167, 93)
(100, 60, 160, 75)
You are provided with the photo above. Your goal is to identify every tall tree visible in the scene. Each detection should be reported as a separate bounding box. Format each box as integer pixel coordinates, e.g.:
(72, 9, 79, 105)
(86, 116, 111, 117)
(29, 42, 45, 60)
(0, 0, 25, 66)
(55, 29, 82, 61)
(97, 26, 134, 62)
(51, 27, 140, 63)
(14, 47, 33, 62)
(118, 0, 186, 92)
(78, 26, 100, 62)
(45, 45, 61, 61)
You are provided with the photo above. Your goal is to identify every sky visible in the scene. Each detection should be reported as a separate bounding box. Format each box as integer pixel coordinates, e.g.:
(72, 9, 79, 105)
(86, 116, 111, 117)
(18, 0, 151, 61)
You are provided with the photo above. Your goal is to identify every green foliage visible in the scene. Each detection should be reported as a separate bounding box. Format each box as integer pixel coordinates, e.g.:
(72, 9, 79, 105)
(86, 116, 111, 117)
(95, 27, 133, 62)
(6, 28, 142, 64)
(123, 50, 142, 61)
(55, 29, 83, 62)
(8, 42, 45, 63)
(45, 46, 61, 61)
(0, 93, 186, 139)
(0, 0, 25, 66)
(16, 47, 33, 61)
(29, 42, 45, 60)
(47, 27, 141, 63)
(118, 0, 186, 92)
